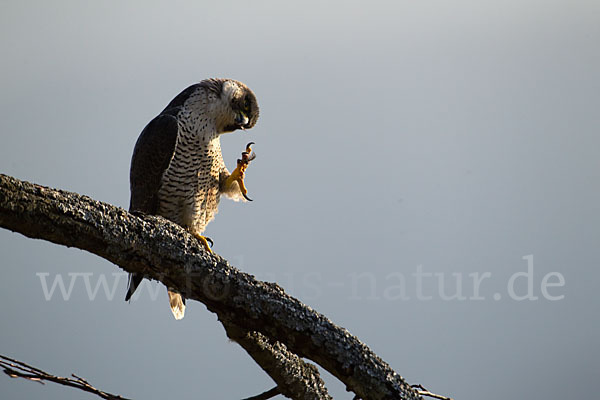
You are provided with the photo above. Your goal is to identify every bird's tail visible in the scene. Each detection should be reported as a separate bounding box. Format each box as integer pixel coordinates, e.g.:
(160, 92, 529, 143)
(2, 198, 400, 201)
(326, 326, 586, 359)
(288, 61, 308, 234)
(168, 290, 186, 320)
(125, 273, 144, 302)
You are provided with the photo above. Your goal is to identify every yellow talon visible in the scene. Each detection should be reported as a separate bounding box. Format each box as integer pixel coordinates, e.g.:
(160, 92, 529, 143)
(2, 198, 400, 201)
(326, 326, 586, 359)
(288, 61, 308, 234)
(192, 233, 213, 254)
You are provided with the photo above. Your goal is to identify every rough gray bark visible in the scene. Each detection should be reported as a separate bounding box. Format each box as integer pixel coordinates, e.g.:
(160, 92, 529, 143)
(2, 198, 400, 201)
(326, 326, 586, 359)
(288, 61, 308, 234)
(224, 325, 331, 400)
(0, 174, 422, 400)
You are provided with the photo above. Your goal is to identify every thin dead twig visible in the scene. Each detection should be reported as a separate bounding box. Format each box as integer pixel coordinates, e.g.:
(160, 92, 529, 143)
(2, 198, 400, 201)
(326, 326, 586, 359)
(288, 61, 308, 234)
(412, 384, 453, 400)
(0, 354, 129, 400)
(241, 386, 281, 400)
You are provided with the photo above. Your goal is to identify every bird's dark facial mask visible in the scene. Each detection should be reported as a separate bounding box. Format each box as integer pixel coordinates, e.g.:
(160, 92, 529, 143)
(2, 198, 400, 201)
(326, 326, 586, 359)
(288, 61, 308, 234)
(224, 90, 258, 133)
(229, 94, 255, 131)
(224, 113, 249, 132)
(235, 111, 249, 127)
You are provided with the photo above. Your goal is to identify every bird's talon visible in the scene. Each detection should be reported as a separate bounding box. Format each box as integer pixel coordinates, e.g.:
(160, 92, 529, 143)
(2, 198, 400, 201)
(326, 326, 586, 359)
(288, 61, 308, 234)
(192, 234, 214, 254)
(242, 193, 253, 202)
(243, 143, 256, 162)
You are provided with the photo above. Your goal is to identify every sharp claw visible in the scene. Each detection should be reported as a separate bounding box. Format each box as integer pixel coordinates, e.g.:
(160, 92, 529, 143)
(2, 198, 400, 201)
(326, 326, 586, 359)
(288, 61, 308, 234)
(205, 237, 214, 248)
(241, 152, 256, 163)
(242, 193, 253, 201)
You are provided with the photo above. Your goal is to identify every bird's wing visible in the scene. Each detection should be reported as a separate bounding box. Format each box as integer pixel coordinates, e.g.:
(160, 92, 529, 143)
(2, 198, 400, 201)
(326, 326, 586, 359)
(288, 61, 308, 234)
(129, 112, 179, 214)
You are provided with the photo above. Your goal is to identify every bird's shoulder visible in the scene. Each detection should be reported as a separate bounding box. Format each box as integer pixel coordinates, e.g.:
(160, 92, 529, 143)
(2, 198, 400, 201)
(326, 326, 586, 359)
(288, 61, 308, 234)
(134, 113, 179, 153)
(129, 113, 180, 212)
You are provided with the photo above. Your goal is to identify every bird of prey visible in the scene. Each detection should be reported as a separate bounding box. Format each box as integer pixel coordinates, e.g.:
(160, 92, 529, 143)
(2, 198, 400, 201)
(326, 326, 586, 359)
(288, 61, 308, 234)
(124, 78, 259, 320)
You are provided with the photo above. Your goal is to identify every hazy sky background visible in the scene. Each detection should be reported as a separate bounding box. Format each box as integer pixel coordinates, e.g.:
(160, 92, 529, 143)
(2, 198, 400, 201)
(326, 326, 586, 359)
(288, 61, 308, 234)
(1, 1, 598, 399)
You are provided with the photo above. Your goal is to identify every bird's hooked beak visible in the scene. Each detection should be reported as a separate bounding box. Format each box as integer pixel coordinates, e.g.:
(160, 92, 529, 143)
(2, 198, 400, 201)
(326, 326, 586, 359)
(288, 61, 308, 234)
(235, 111, 249, 129)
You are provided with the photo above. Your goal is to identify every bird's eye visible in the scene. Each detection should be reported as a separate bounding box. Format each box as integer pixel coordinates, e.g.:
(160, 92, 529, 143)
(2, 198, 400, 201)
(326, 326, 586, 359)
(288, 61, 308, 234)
(243, 96, 251, 112)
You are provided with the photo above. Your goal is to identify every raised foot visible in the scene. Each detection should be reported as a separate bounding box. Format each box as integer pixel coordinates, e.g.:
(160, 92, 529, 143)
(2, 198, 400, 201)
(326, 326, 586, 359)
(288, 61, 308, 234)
(229, 142, 256, 201)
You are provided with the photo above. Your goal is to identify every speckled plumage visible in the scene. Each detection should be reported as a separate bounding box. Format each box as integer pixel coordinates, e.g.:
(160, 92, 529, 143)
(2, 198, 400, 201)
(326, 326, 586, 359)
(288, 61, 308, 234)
(125, 78, 259, 319)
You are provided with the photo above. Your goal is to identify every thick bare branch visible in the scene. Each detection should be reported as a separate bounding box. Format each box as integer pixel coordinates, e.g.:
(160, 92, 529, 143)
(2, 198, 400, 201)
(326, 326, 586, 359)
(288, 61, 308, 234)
(224, 323, 332, 400)
(0, 174, 423, 400)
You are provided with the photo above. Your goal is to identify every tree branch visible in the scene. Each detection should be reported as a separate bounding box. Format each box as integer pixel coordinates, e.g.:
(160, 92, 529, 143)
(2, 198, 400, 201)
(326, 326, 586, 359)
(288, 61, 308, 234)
(0, 354, 129, 400)
(224, 323, 331, 400)
(0, 173, 424, 400)
(411, 384, 454, 400)
(241, 386, 281, 400)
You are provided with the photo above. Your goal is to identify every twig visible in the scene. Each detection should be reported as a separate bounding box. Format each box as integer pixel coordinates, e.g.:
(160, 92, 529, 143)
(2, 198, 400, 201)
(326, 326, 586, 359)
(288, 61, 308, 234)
(411, 384, 453, 400)
(242, 386, 281, 400)
(0, 354, 129, 400)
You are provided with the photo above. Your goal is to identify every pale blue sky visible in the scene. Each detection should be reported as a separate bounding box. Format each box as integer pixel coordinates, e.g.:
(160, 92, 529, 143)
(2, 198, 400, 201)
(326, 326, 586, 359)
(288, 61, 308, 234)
(1, 1, 599, 399)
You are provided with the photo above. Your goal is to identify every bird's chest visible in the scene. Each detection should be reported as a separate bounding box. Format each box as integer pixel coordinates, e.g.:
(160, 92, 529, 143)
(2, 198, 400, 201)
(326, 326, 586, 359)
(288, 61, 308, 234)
(158, 132, 224, 229)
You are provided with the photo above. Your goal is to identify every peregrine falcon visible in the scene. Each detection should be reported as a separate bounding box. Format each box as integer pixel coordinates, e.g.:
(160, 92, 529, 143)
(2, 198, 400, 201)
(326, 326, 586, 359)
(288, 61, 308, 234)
(124, 78, 259, 320)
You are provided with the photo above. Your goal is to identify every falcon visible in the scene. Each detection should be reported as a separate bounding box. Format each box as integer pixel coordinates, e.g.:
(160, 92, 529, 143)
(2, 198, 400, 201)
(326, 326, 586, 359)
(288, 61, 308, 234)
(124, 78, 259, 320)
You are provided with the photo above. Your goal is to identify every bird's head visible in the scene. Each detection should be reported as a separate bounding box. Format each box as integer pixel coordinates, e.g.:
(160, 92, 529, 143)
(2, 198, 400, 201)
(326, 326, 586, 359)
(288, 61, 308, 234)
(202, 79, 259, 134)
